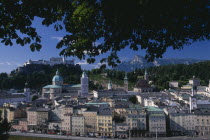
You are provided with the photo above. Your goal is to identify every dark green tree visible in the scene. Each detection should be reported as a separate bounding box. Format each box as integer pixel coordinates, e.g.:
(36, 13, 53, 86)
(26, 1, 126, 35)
(32, 95, 39, 101)
(0, 111, 11, 138)
(0, 0, 209, 67)
(129, 96, 138, 104)
(113, 116, 126, 123)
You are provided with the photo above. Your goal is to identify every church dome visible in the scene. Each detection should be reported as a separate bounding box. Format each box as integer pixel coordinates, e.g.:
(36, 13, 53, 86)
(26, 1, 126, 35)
(52, 70, 63, 82)
(135, 79, 149, 88)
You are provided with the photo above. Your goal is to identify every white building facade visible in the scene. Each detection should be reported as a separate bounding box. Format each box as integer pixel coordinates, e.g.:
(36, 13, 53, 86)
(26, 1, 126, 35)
(80, 71, 89, 97)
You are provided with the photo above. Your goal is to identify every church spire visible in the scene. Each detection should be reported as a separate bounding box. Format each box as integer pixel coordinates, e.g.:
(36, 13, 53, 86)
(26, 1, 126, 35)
(124, 73, 128, 80)
(124, 73, 128, 92)
(144, 68, 149, 81)
(82, 69, 87, 78)
(81, 69, 88, 97)
(56, 69, 59, 75)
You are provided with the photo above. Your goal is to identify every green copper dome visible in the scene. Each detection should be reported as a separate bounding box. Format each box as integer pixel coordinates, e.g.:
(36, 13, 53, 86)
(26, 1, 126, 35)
(52, 70, 63, 82)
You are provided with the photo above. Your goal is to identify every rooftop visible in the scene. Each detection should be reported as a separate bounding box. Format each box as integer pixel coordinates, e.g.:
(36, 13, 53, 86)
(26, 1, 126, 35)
(194, 108, 210, 115)
(28, 107, 50, 112)
(0, 93, 26, 99)
(149, 114, 165, 117)
(197, 100, 210, 105)
(145, 106, 163, 112)
(62, 84, 81, 88)
(84, 106, 99, 112)
(85, 102, 109, 105)
(43, 85, 62, 89)
(98, 108, 112, 115)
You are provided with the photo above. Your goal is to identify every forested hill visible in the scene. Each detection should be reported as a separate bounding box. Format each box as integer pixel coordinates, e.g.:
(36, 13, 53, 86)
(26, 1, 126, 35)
(128, 61, 210, 89)
(147, 61, 210, 89)
(1, 61, 210, 91)
(0, 64, 82, 90)
(103, 61, 210, 90)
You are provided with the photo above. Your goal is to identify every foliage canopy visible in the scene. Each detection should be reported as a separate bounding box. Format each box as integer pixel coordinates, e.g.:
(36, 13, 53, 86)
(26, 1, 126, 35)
(0, 0, 209, 67)
(0, 110, 11, 137)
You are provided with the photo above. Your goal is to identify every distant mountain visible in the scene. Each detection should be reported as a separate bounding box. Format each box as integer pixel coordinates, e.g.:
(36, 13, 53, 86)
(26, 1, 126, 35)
(116, 55, 206, 72)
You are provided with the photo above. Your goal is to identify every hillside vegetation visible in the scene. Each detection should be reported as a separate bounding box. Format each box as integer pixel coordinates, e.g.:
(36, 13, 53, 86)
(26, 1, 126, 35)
(90, 61, 210, 90)
(0, 64, 82, 90)
(1, 61, 210, 91)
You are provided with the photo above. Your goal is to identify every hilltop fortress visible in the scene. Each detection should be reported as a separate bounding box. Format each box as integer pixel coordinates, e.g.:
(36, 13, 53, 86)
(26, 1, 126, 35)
(16, 57, 74, 74)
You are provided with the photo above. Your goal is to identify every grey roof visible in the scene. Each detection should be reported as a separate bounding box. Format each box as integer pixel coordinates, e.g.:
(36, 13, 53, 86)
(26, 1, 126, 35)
(194, 108, 210, 115)
(37, 108, 50, 112)
(28, 107, 50, 112)
(0, 93, 26, 99)
(98, 108, 112, 115)
(85, 102, 109, 105)
(28, 107, 38, 111)
(85, 106, 99, 112)
(164, 107, 185, 114)
(74, 105, 88, 109)
(115, 105, 129, 109)
(65, 105, 73, 108)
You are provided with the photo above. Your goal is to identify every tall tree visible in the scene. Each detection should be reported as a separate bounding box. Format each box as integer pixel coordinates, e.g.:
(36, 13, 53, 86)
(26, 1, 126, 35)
(0, 0, 209, 66)
(129, 96, 138, 104)
(0, 110, 11, 138)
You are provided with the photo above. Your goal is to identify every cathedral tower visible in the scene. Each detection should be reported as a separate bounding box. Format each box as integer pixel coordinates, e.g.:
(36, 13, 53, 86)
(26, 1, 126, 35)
(81, 70, 89, 97)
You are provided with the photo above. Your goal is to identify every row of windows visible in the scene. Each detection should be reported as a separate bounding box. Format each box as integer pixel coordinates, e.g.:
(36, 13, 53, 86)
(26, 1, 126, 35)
(150, 124, 165, 127)
(150, 120, 165, 122)
(197, 119, 209, 122)
(98, 120, 111, 123)
(128, 123, 145, 126)
(99, 128, 112, 131)
(72, 125, 84, 127)
(197, 127, 210, 130)
(127, 119, 145, 122)
(197, 122, 209, 125)
(151, 127, 165, 130)
(62, 127, 70, 130)
(150, 117, 164, 119)
(85, 118, 96, 121)
(98, 123, 112, 126)
(73, 121, 84, 124)
(131, 126, 146, 129)
(72, 129, 84, 131)
(72, 118, 84, 120)
(98, 116, 112, 119)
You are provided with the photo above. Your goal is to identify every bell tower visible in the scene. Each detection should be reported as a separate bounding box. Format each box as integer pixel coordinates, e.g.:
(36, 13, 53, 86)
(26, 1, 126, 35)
(108, 80, 112, 90)
(124, 73, 128, 92)
(144, 69, 149, 81)
(190, 86, 197, 112)
(81, 70, 89, 97)
(24, 82, 31, 102)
